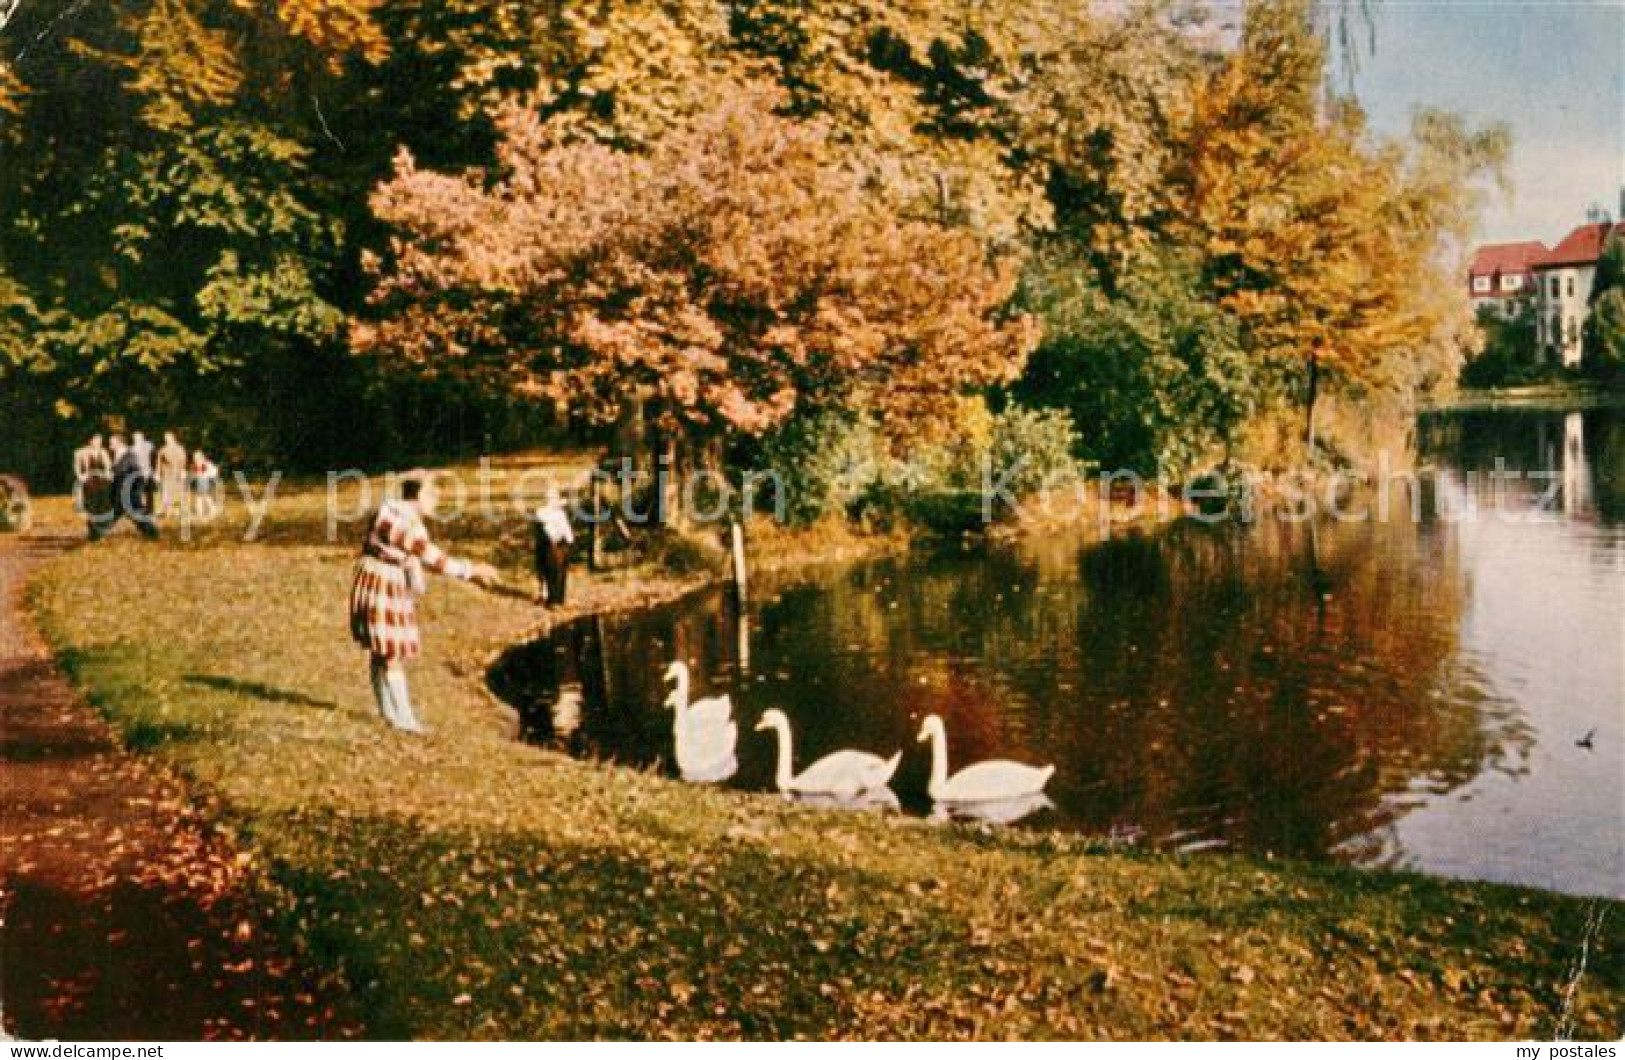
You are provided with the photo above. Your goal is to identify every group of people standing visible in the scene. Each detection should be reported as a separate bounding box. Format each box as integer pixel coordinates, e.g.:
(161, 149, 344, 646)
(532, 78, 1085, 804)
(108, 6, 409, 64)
(73, 431, 222, 539)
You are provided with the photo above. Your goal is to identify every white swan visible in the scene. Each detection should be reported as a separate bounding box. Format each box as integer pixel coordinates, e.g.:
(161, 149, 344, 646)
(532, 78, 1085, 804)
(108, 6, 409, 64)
(672, 707, 738, 783)
(662, 663, 737, 781)
(916, 714, 1054, 803)
(793, 787, 902, 812)
(754, 709, 901, 799)
(663, 661, 733, 728)
(931, 792, 1054, 825)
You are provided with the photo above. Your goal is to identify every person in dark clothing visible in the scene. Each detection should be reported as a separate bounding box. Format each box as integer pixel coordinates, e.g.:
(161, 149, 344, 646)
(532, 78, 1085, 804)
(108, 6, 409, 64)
(532, 487, 574, 607)
(81, 471, 113, 537)
(91, 435, 159, 541)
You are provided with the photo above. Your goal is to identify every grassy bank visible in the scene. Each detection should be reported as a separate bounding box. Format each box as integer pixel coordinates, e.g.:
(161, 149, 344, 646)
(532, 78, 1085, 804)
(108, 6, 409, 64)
(18, 470, 1624, 1040)
(1421, 381, 1625, 414)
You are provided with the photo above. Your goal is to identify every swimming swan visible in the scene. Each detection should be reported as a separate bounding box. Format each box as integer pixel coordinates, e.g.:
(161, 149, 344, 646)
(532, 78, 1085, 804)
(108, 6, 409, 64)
(662, 663, 737, 781)
(663, 660, 733, 728)
(672, 707, 738, 782)
(916, 714, 1054, 803)
(931, 792, 1053, 825)
(754, 709, 901, 799)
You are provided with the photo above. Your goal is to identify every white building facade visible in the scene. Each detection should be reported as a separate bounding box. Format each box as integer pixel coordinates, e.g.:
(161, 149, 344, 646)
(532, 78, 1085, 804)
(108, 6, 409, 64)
(1532, 223, 1624, 366)
(1534, 264, 1591, 366)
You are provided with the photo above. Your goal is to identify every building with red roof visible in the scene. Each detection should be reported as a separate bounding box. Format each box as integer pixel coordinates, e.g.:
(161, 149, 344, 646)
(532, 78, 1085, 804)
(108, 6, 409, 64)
(1531, 222, 1625, 365)
(1467, 241, 1547, 314)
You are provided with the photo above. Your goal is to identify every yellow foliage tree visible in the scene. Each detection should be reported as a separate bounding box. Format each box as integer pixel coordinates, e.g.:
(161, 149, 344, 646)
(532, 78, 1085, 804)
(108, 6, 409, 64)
(1183, 0, 1503, 454)
(119, 0, 245, 129)
(61, 0, 387, 131)
(0, 59, 23, 129)
(250, 0, 390, 67)
(381, 0, 1212, 249)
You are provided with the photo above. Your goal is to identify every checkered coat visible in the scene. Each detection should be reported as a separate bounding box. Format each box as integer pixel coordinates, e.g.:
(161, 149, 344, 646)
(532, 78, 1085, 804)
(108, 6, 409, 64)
(349, 500, 473, 661)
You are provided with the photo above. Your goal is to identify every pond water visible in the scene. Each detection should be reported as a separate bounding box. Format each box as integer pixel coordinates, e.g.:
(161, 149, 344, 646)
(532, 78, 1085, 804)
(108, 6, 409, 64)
(490, 407, 1624, 898)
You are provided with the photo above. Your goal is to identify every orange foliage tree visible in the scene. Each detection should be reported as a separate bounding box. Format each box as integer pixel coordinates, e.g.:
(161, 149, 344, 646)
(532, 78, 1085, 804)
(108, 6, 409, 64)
(1182, 0, 1504, 455)
(355, 86, 1037, 472)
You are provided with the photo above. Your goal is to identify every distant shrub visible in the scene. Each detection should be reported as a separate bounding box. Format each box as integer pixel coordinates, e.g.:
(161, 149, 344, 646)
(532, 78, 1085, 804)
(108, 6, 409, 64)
(760, 412, 890, 526)
(902, 489, 989, 534)
(647, 529, 728, 575)
(986, 406, 1080, 497)
(759, 403, 1078, 530)
(1460, 304, 1548, 389)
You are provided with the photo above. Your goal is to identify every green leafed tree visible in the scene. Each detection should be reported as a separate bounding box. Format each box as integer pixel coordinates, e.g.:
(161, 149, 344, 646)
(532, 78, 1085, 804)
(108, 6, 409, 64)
(0, 0, 386, 475)
(1016, 245, 1253, 479)
(1583, 231, 1625, 379)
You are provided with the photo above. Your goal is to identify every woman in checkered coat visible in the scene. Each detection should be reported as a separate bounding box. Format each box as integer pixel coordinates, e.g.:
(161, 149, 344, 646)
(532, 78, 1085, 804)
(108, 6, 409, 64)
(351, 472, 495, 733)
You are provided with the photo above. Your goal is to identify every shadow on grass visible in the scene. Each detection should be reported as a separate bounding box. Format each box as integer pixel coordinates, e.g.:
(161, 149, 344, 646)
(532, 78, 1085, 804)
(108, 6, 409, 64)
(184, 673, 340, 711)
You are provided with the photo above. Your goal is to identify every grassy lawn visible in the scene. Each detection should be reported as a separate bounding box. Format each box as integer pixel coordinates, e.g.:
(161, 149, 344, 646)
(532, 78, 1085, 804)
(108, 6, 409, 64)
(19, 467, 1624, 1040)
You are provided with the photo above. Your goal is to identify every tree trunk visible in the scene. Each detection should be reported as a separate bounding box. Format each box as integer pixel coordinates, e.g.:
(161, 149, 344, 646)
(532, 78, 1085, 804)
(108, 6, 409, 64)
(1304, 353, 1321, 457)
(656, 434, 681, 528)
(589, 475, 604, 571)
(613, 394, 646, 478)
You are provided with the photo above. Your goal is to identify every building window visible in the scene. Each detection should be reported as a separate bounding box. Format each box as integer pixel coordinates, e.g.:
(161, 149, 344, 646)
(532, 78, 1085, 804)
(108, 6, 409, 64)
(1549, 276, 1560, 297)
(1501, 274, 1522, 291)
(1567, 275, 1575, 298)
(1473, 275, 1491, 293)
(1568, 318, 1579, 345)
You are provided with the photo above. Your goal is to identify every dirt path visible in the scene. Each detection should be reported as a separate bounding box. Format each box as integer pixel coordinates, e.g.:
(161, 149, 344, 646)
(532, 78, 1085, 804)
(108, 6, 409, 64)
(0, 531, 361, 1040)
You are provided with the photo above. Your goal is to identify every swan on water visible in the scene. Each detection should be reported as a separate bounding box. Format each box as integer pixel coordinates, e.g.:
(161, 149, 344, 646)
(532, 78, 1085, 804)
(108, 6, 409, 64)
(792, 787, 902, 813)
(662, 662, 737, 781)
(916, 714, 1054, 803)
(930, 792, 1054, 825)
(754, 709, 901, 799)
(672, 706, 738, 783)
(663, 660, 733, 728)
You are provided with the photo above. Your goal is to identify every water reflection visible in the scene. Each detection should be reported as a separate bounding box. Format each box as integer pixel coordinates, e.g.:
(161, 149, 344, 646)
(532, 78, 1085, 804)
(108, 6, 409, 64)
(1564, 413, 1589, 516)
(491, 408, 1623, 897)
(551, 687, 583, 741)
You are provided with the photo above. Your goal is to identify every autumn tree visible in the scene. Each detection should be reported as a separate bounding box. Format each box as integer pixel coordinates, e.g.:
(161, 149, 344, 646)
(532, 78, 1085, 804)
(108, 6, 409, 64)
(1, 0, 1507, 490)
(360, 0, 1215, 248)
(723, 0, 1221, 254)
(357, 86, 1036, 505)
(1385, 108, 1512, 395)
(998, 0, 1215, 278)
(1182, 0, 1505, 456)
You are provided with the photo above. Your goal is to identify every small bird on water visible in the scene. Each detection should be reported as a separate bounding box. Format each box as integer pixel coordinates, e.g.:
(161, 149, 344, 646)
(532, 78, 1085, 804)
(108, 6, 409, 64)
(1576, 728, 1596, 750)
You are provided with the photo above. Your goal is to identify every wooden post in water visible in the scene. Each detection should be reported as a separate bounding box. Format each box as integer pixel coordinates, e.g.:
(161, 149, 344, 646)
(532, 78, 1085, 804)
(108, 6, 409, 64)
(736, 609, 751, 675)
(729, 518, 749, 608)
